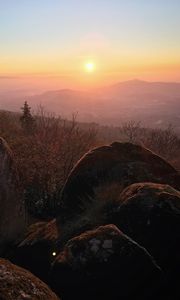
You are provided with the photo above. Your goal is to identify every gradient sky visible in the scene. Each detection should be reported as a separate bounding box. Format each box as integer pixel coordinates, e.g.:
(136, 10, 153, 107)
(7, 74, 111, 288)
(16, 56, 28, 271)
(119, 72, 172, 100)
(0, 0, 180, 88)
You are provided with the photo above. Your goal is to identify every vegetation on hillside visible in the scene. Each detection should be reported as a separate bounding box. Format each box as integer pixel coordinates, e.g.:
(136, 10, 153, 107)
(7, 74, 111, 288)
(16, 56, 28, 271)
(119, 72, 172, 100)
(0, 105, 179, 219)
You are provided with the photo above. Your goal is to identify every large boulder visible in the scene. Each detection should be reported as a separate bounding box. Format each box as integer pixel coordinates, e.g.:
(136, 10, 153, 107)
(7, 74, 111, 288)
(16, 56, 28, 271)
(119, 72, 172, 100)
(0, 258, 60, 300)
(115, 183, 180, 267)
(113, 182, 180, 293)
(0, 137, 26, 254)
(60, 142, 179, 220)
(51, 224, 163, 300)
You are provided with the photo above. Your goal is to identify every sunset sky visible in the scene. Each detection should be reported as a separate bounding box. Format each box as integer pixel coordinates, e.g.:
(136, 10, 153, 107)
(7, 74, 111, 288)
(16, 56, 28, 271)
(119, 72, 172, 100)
(0, 0, 180, 89)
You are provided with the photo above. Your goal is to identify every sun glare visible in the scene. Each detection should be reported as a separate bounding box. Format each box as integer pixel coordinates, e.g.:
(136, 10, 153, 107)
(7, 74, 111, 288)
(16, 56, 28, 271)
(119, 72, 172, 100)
(85, 62, 95, 72)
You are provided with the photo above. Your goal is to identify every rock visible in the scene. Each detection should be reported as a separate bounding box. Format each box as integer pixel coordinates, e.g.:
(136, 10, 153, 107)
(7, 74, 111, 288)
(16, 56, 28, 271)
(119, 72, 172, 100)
(12, 212, 94, 278)
(11, 219, 59, 281)
(115, 182, 180, 298)
(12, 211, 98, 282)
(51, 224, 163, 300)
(60, 142, 179, 220)
(0, 258, 60, 300)
(115, 183, 180, 268)
(0, 137, 26, 254)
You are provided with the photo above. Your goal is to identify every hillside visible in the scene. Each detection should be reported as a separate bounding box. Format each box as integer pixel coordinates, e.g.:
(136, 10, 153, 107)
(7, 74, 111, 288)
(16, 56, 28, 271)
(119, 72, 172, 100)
(0, 79, 180, 129)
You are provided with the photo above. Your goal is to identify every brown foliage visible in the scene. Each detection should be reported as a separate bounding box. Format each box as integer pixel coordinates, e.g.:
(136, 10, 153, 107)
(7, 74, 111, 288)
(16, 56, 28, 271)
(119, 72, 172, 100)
(120, 121, 180, 170)
(0, 108, 98, 217)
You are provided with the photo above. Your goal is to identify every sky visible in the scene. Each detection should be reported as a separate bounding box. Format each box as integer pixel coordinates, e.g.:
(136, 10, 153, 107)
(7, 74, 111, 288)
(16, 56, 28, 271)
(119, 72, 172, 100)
(0, 0, 180, 89)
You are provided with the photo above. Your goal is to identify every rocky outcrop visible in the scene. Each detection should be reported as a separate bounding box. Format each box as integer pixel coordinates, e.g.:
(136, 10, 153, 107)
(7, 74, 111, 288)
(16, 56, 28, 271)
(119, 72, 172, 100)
(115, 183, 180, 271)
(60, 142, 179, 220)
(0, 258, 60, 300)
(51, 224, 163, 300)
(9, 143, 180, 299)
(13, 142, 180, 281)
(0, 137, 26, 254)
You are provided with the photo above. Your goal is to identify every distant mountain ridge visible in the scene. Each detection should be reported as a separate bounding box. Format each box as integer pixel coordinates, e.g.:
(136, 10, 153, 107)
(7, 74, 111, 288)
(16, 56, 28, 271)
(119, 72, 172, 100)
(0, 79, 180, 129)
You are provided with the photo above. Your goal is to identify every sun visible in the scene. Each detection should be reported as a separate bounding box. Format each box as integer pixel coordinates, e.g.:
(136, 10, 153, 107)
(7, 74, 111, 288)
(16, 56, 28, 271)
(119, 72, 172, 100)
(85, 62, 95, 72)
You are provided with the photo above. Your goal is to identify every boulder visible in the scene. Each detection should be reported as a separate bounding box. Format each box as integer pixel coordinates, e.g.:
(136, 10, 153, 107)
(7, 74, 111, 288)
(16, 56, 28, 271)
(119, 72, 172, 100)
(51, 224, 163, 300)
(113, 182, 180, 299)
(12, 219, 59, 281)
(60, 142, 179, 220)
(0, 137, 26, 254)
(0, 258, 60, 300)
(12, 215, 96, 279)
(115, 182, 180, 269)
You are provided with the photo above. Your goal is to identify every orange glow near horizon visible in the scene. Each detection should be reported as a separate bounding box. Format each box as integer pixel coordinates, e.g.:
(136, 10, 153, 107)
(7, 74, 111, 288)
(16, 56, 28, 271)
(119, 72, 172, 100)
(1, 53, 180, 90)
(1, 71, 180, 91)
(1, 52, 180, 78)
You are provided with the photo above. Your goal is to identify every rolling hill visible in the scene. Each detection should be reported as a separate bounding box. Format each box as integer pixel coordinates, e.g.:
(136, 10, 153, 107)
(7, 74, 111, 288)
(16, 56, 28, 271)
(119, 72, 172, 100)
(0, 79, 180, 129)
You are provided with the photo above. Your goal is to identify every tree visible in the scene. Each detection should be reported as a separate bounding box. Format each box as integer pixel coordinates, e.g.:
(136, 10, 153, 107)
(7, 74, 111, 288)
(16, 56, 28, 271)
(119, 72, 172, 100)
(18, 106, 98, 218)
(141, 124, 180, 161)
(20, 101, 35, 134)
(121, 120, 142, 143)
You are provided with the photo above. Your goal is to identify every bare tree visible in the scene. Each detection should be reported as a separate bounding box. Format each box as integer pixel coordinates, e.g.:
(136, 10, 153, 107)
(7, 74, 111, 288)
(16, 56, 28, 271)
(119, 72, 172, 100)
(141, 124, 180, 161)
(120, 120, 142, 143)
